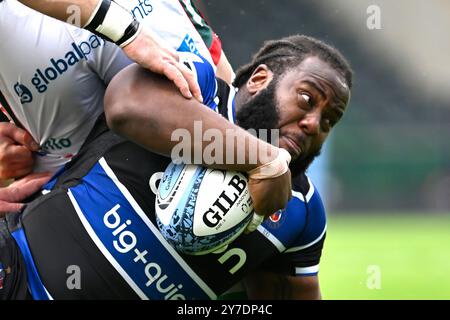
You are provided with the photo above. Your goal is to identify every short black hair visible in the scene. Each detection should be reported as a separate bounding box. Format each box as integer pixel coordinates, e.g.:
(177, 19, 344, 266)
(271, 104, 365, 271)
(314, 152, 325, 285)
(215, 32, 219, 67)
(233, 35, 353, 89)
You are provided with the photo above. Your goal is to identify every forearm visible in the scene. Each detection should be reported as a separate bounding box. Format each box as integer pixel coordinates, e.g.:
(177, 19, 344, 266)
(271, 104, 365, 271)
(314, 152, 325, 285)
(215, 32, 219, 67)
(104, 64, 278, 172)
(19, 0, 99, 25)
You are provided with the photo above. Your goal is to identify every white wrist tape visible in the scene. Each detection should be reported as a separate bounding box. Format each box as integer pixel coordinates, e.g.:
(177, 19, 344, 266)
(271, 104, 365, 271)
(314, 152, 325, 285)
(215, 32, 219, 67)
(248, 148, 291, 180)
(83, 0, 103, 27)
(95, 1, 134, 42)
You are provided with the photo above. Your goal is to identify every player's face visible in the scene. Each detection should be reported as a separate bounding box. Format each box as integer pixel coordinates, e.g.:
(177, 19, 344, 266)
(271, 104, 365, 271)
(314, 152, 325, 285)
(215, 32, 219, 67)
(275, 56, 350, 172)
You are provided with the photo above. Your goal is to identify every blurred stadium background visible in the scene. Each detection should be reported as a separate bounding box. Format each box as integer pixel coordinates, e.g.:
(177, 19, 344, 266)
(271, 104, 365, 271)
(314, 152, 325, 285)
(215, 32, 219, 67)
(198, 0, 450, 299)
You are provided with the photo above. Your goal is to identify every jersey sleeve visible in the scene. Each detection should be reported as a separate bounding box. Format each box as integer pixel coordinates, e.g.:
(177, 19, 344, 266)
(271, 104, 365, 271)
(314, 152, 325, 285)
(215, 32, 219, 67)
(86, 40, 132, 85)
(283, 181, 327, 276)
(177, 51, 218, 109)
(67, 27, 132, 85)
(257, 178, 327, 277)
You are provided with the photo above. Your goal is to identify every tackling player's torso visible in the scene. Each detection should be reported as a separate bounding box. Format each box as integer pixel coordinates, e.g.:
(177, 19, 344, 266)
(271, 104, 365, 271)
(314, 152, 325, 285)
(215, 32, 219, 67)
(0, 0, 130, 173)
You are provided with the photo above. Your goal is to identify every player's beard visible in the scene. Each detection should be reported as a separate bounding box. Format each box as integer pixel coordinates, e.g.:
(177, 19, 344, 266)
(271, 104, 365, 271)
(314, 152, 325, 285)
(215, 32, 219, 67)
(236, 79, 279, 144)
(236, 80, 322, 177)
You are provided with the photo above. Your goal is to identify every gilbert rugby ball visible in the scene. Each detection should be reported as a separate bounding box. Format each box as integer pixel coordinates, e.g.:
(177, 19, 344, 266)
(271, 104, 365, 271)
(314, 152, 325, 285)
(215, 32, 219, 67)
(155, 162, 254, 255)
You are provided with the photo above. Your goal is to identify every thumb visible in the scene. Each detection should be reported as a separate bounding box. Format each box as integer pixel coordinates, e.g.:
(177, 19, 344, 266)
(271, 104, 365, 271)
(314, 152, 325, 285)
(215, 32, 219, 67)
(0, 123, 39, 151)
(0, 200, 24, 215)
(0, 172, 52, 202)
(22, 131, 40, 152)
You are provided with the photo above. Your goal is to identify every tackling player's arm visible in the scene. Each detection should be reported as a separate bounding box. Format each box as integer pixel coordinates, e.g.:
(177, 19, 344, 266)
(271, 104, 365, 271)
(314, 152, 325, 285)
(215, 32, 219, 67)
(104, 63, 292, 217)
(18, 0, 202, 102)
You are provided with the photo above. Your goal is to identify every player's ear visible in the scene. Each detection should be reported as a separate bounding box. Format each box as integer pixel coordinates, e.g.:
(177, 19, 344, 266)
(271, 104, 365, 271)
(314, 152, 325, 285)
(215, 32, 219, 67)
(246, 64, 273, 95)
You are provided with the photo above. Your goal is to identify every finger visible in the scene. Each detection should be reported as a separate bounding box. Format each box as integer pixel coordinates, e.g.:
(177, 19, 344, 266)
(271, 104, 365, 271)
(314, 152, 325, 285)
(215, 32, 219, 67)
(0, 167, 33, 180)
(0, 173, 51, 202)
(0, 200, 23, 214)
(0, 162, 34, 180)
(0, 123, 39, 150)
(18, 172, 53, 184)
(162, 62, 193, 99)
(165, 47, 179, 60)
(22, 131, 40, 151)
(0, 156, 33, 179)
(178, 63, 203, 103)
(163, 49, 203, 102)
(6, 144, 34, 162)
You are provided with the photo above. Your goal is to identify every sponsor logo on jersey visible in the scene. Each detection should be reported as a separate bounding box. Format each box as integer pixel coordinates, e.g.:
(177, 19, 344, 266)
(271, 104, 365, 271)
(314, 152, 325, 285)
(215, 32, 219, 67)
(103, 204, 186, 300)
(266, 209, 286, 229)
(269, 210, 283, 223)
(129, 0, 153, 20)
(69, 157, 214, 299)
(27, 34, 105, 94)
(178, 34, 201, 56)
(41, 137, 72, 151)
(13, 82, 33, 104)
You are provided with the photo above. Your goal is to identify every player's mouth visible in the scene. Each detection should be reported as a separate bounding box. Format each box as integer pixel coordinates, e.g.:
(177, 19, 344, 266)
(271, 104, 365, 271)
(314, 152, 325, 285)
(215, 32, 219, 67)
(280, 136, 303, 159)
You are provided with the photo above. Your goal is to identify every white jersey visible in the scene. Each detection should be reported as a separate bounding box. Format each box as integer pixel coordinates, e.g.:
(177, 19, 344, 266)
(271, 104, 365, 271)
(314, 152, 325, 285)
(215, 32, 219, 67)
(0, 0, 212, 173)
(115, 0, 213, 60)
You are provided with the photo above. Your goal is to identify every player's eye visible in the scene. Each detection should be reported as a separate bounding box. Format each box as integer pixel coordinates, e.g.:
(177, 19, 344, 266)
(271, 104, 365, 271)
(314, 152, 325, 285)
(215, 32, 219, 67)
(300, 93, 313, 107)
(301, 93, 310, 103)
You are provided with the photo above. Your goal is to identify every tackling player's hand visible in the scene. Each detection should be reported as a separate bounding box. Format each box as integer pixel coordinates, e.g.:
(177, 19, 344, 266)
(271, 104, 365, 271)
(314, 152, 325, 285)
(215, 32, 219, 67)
(0, 172, 52, 216)
(122, 26, 203, 103)
(0, 122, 40, 180)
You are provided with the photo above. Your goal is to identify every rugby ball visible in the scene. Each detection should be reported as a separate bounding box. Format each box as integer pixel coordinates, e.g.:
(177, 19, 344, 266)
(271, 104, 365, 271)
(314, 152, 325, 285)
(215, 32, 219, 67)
(155, 162, 254, 255)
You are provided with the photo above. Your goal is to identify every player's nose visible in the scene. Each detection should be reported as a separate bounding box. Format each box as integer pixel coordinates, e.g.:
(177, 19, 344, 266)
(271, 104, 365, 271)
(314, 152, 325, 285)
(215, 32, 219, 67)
(298, 112, 321, 136)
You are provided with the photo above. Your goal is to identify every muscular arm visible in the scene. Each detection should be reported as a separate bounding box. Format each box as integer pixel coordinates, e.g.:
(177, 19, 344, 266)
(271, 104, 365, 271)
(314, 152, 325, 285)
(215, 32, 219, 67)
(104, 64, 276, 172)
(243, 272, 322, 300)
(104, 64, 292, 216)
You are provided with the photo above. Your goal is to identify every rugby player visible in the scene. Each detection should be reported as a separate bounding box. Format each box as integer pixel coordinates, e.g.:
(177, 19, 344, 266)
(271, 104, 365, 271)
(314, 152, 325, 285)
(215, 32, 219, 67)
(0, 0, 291, 216)
(0, 35, 352, 299)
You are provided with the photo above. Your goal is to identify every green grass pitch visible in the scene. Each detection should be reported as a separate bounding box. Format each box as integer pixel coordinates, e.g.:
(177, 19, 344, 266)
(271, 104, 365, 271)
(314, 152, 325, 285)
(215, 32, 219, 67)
(320, 213, 450, 300)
